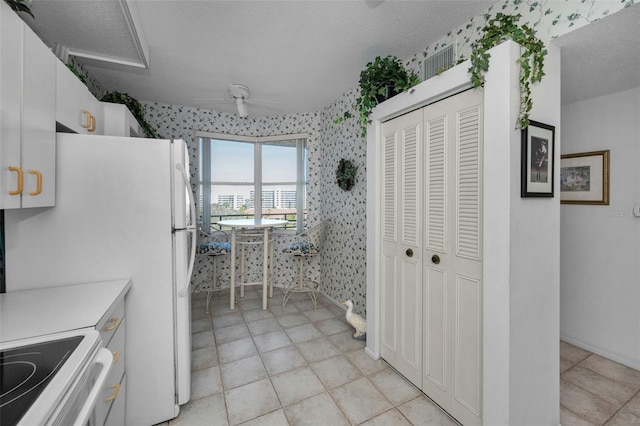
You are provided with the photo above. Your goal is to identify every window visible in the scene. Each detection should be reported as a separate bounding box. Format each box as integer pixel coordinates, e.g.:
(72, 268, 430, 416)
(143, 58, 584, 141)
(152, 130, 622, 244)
(198, 132, 307, 233)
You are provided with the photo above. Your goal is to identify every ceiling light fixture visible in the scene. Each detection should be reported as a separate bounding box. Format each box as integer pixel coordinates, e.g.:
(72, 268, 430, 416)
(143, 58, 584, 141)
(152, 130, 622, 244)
(235, 97, 248, 118)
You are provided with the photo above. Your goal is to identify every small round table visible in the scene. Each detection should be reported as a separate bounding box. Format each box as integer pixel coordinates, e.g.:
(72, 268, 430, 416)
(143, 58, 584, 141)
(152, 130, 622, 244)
(218, 219, 288, 310)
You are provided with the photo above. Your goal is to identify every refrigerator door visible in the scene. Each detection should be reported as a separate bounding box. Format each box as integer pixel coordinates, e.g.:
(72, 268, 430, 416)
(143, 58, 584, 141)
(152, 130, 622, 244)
(173, 228, 193, 405)
(5, 133, 181, 425)
(172, 140, 197, 406)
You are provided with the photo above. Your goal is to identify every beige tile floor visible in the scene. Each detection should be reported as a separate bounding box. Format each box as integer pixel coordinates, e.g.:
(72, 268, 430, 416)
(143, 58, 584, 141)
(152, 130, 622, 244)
(560, 341, 640, 425)
(164, 286, 459, 426)
(159, 286, 640, 426)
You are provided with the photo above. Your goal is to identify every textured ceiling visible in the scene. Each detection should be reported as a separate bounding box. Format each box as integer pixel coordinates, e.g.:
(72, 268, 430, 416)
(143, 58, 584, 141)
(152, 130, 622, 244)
(26, 0, 494, 116)
(555, 3, 640, 105)
(23, 1, 640, 116)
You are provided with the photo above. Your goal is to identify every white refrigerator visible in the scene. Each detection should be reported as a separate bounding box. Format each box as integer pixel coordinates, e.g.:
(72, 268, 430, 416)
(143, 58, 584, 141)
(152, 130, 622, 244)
(4, 133, 196, 425)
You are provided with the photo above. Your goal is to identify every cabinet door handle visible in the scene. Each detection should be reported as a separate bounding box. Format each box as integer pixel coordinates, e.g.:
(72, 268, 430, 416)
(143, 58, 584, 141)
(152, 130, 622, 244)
(88, 114, 97, 132)
(28, 169, 42, 195)
(112, 350, 121, 364)
(81, 110, 92, 129)
(104, 383, 121, 403)
(104, 317, 121, 331)
(9, 166, 23, 195)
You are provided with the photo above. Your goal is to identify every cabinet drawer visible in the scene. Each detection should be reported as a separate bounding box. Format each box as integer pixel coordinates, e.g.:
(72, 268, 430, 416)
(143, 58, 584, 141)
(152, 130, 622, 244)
(106, 317, 126, 385)
(97, 318, 126, 425)
(105, 374, 126, 426)
(98, 301, 124, 346)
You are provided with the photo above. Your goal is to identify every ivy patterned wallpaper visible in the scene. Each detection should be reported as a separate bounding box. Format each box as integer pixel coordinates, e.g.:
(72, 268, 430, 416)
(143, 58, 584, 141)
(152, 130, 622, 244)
(83, 0, 634, 317)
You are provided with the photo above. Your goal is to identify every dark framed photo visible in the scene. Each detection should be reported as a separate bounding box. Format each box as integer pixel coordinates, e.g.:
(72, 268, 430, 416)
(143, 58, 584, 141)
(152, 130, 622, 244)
(560, 150, 610, 205)
(521, 120, 555, 197)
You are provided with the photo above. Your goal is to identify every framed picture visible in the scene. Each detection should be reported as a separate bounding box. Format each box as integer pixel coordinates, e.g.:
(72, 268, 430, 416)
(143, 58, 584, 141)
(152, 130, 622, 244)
(560, 150, 610, 205)
(521, 120, 555, 197)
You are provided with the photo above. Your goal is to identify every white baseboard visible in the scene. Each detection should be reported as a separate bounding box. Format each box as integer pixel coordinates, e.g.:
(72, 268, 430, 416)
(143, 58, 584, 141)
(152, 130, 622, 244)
(319, 291, 347, 313)
(560, 334, 640, 371)
(365, 346, 380, 360)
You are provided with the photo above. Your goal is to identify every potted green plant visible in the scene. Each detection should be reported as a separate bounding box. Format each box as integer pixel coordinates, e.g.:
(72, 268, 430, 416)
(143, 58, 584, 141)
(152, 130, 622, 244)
(101, 91, 162, 139)
(335, 55, 420, 138)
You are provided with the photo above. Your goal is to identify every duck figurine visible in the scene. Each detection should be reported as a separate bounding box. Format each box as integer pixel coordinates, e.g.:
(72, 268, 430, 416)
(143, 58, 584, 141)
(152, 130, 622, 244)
(341, 300, 367, 340)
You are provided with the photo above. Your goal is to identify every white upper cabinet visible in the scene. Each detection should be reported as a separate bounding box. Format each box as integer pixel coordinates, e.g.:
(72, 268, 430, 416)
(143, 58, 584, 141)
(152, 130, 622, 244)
(55, 60, 103, 135)
(1, 2, 56, 209)
(102, 102, 144, 138)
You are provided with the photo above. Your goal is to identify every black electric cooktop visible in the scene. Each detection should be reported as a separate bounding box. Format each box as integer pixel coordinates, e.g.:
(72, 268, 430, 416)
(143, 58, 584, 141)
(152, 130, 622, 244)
(0, 336, 83, 426)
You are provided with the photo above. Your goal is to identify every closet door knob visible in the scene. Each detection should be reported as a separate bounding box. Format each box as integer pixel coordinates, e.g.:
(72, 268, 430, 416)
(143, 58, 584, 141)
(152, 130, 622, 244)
(431, 254, 440, 264)
(406, 248, 413, 257)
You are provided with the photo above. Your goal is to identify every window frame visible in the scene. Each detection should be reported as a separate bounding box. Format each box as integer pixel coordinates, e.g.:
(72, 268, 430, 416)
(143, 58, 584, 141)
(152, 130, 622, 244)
(196, 131, 308, 233)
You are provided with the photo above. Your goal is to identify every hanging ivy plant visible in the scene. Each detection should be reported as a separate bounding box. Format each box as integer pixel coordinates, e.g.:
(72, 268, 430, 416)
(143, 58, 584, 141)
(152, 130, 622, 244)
(469, 13, 547, 129)
(336, 159, 358, 191)
(100, 91, 162, 139)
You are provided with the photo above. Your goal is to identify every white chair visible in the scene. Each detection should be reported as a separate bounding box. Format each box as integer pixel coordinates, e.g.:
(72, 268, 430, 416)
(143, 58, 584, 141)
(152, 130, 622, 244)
(282, 219, 331, 310)
(193, 230, 231, 314)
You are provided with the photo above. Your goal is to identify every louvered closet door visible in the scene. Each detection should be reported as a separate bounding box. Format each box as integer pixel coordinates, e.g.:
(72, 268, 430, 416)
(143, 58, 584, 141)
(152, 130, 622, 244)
(380, 109, 423, 386)
(422, 88, 483, 426)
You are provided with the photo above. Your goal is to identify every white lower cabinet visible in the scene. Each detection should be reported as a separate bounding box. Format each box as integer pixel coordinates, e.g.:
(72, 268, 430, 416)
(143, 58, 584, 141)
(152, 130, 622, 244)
(105, 375, 126, 426)
(96, 302, 126, 425)
(380, 88, 483, 426)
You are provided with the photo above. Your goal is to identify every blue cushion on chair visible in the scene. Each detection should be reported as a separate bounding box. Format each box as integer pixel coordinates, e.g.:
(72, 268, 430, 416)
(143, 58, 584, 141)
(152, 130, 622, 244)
(283, 242, 317, 255)
(199, 241, 231, 255)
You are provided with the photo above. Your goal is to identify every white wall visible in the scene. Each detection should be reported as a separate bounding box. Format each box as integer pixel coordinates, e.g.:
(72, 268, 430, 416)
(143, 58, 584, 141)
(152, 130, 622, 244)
(560, 87, 640, 370)
(483, 41, 561, 425)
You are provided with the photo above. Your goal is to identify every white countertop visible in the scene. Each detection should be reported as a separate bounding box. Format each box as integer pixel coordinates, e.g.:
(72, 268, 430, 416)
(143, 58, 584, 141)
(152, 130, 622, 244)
(0, 279, 131, 343)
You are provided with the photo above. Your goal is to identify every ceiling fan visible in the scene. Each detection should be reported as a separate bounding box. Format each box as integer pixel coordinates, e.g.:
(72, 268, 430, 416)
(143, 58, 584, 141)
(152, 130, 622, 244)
(195, 83, 279, 118)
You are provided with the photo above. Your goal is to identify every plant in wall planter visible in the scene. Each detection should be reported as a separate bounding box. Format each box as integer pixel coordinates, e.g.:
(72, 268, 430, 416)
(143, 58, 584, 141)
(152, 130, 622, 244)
(468, 12, 547, 129)
(336, 159, 358, 191)
(100, 91, 162, 139)
(335, 55, 420, 138)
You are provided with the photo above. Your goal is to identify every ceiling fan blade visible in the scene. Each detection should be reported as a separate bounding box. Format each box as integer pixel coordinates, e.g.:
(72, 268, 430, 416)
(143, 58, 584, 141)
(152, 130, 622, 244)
(193, 97, 230, 104)
(245, 97, 282, 106)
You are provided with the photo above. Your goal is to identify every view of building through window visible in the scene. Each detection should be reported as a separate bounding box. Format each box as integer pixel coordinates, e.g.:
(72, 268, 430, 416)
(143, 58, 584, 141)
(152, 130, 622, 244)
(198, 134, 307, 233)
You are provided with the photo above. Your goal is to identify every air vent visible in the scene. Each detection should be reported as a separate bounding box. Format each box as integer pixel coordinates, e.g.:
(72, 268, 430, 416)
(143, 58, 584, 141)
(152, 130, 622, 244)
(423, 43, 457, 81)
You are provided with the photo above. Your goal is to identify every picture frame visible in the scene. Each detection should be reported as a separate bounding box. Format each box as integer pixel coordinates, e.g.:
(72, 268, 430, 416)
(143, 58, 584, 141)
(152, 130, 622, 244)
(521, 120, 555, 197)
(560, 150, 610, 205)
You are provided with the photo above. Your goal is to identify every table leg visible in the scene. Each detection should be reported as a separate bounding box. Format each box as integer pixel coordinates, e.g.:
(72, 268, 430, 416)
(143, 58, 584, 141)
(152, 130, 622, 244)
(240, 236, 246, 298)
(269, 232, 274, 298)
(262, 227, 269, 310)
(230, 227, 236, 310)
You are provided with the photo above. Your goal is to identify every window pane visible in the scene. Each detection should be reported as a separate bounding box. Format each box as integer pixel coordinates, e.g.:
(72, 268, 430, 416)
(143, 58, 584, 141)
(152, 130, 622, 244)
(211, 139, 254, 182)
(199, 135, 307, 233)
(211, 183, 254, 220)
(263, 141, 297, 183)
(262, 184, 304, 230)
